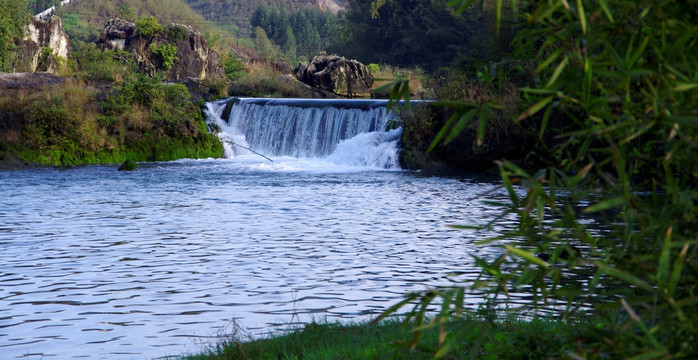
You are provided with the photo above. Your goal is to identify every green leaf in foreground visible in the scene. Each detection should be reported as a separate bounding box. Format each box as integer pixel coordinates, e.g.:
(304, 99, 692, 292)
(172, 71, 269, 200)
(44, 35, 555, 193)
(505, 245, 549, 269)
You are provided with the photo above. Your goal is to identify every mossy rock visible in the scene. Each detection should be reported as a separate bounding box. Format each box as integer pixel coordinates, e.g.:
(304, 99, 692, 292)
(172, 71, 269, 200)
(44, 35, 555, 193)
(118, 159, 138, 171)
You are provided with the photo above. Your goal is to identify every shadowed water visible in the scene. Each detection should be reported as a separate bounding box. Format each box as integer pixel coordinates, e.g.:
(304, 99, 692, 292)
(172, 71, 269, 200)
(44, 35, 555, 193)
(0, 159, 517, 359)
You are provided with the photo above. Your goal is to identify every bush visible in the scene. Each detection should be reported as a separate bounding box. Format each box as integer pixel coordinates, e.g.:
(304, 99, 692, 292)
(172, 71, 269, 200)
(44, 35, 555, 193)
(163, 83, 190, 106)
(149, 43, 177, 70)
(71, 41, 135, 83)
(135, 16, 163, 37)
(36, 47, 53, 72)
(221, 53, 245, 81)
(165, 24, 188, 41)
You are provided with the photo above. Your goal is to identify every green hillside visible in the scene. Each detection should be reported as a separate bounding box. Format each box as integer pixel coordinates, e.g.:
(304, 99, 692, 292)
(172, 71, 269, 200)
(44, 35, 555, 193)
(184, 0, 331, 36)
(54, 0, 244, 55)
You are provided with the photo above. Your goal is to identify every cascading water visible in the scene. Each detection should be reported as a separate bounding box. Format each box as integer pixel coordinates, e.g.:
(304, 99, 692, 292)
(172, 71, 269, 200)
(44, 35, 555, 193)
(204, 98, 403, 169)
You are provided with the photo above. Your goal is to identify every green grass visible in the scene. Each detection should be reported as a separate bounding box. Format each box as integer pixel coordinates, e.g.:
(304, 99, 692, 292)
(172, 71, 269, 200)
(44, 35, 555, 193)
(183, 315, 577, 360)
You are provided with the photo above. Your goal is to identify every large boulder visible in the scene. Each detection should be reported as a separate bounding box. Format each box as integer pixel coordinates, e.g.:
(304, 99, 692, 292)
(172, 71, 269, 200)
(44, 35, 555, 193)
(97, 18, 224, 80)
(13, 17, 70, 74)
(295, 55, 373, 98)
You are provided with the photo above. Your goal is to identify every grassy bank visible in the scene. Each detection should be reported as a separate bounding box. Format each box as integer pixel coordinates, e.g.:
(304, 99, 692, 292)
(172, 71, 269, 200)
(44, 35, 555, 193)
(0, 75, 223, 167)
(183, 315, 578, 360)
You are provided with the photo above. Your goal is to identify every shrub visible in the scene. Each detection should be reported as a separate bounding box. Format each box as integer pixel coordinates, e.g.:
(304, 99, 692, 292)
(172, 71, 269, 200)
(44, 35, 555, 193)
(70, 41, 135, 83)
(221, 53, 245, 81)
(163, 83, 190, 106)
(149, 43, 177, 70)
(165, 24, 188, 42)
(36, 47, 53, 72)
(135, 16, 163, 37)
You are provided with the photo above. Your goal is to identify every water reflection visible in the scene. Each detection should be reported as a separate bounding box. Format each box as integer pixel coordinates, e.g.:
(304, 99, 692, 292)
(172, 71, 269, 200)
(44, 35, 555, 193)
(2, 160, 513, 359)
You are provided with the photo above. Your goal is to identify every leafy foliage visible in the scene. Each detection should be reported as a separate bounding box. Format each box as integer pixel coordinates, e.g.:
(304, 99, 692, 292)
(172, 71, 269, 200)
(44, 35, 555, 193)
(250, 4, 339, 61)
(385, 0, 698, 359)
(220, 52, 245, 81)
(1, 76, 222, 166)
(136, 15, 163, 37)
(253, 27, 276, 61)
(165, 23, 189, 41)
(150, 43, 178, 70)
(340, 0, 516, 69)
(27, 0, 60, 14)
(0, 0, 28, 71)
(70, 41, 136, 83)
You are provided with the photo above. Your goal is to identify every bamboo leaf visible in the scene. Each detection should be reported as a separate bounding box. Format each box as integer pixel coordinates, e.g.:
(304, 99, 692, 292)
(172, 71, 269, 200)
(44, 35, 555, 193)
(517, 96, 554, 121)
(476, 106, 488, 146)
(674, 83, 698, 92)
(447, 0, 478, 14)
(371, 293, 418, 323)
(429, 113, 458, 152)
(576, 0, 587, 34)
(594, 262, 654, 291)
(626, 351, 672, 360)
(536, 50, 562, 73)
(538, 103, 553, 139)
(628, 36, 649, 69)
(604, 41, 626, 72)
(445, 108, 478, 144)
(621, 299, 664, 351)
(546, 56, 569, 88)
(584, 196, 625, 213)
(505, 245, 549, 269)
(583, 57, 592, 105)
(668, 242, 689, 296)
(598, 0, 613, 22)
(657, 226, 672, 289)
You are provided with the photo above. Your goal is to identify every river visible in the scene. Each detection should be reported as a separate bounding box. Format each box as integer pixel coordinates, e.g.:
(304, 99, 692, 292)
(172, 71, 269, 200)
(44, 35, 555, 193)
(0, 98, 519, 359)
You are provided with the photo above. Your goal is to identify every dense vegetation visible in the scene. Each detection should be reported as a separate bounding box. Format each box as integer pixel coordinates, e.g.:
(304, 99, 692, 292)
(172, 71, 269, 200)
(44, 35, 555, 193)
(250, 4, 339, 61)
(339, 0, 514, 69)
(1, 0, 225, 167)
(0, 73, 222, 166)
(184, 0, 323, 36)
(0, 0, 28, 71)
(377, 0, 698, 359)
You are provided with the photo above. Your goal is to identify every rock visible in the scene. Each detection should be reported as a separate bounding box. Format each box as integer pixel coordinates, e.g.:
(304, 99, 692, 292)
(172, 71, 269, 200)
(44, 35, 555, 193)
(271, 59, 292, 75)
(0, 72, 66, 89)
(295, 55, 373, 98)
(97, 18, 224, 80)
(276, 74, 342, 98)
(118, 159, 138, 171)
(12, 17, 70, 74)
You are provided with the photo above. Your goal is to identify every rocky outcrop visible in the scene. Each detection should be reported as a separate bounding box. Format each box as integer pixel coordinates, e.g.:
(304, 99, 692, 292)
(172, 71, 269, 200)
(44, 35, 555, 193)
(316, 0, 347, 14)
(295, 55, 373, 98)
(97, 18, 224, 80)
(0, 72, 66, 89)
(13, 17, 70, 74)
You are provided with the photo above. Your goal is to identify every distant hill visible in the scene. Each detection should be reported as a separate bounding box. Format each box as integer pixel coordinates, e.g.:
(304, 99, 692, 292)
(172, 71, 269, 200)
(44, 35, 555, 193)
(184, 0, 346, 36)
(54, 0, 253, 57)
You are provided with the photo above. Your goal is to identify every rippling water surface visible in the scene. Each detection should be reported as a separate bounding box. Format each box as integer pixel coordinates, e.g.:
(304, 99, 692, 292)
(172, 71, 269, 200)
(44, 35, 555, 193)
(0, 158, 512, 359)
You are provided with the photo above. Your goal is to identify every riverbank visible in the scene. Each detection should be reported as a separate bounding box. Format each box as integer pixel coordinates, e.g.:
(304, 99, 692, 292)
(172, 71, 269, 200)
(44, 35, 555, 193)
(0, 73, 223, 168)
(182, 315, 578, 359)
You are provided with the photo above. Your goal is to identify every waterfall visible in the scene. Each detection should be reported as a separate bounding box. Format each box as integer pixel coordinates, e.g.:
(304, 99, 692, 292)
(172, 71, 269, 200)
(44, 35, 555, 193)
(204, 98, 403, 170)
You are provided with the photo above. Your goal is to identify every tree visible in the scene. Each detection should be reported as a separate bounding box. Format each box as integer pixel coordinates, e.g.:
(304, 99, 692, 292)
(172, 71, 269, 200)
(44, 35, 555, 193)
(339, 0, 508, 68)
(254, 26, 275, 61)
(281, 25, 297, 59)
(0, 0, 28, 71)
